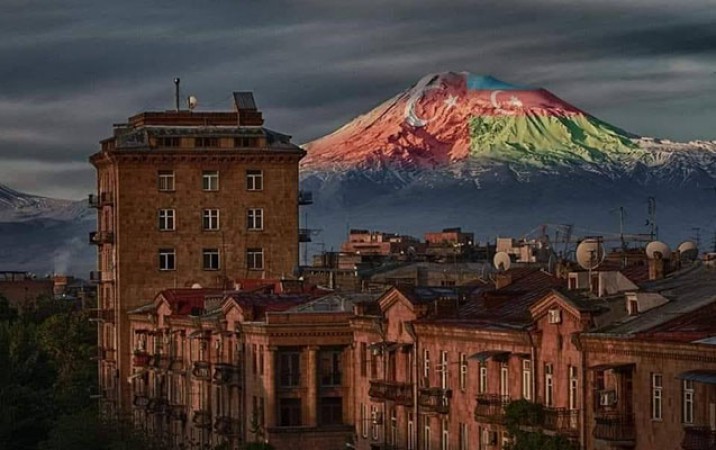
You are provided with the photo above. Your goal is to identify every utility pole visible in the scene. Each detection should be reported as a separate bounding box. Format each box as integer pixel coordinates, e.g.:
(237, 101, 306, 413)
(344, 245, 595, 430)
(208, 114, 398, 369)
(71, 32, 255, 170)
(647, 197, 657, 240)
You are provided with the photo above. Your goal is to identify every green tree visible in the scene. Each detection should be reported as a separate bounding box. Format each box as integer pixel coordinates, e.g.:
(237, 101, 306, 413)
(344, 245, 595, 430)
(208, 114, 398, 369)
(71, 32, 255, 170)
(503, 400, 578, 450)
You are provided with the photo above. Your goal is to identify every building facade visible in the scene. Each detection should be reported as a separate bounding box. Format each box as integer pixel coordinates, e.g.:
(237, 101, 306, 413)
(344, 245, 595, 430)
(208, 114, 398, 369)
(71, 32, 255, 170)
(90, 94, 307, 415)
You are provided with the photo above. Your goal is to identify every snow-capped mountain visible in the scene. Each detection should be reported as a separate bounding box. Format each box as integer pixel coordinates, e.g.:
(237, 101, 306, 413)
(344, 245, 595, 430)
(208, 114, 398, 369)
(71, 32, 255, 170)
(0, 183, 95, 276)
(300, 72, 716, 248)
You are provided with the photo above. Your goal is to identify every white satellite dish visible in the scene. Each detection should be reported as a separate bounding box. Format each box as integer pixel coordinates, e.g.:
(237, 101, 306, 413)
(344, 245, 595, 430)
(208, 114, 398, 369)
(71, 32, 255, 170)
(493, 251, 511, 271)
(646, 241, 671, 260)
(576, 238, 606, 270)
(191, 283, 203, 289)
(677, 241, 698, 260)
(187, 95, 198, 110)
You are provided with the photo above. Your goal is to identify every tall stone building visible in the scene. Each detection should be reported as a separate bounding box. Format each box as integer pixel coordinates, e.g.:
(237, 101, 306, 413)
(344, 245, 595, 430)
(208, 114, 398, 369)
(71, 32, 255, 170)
(89, 92, 307, 414)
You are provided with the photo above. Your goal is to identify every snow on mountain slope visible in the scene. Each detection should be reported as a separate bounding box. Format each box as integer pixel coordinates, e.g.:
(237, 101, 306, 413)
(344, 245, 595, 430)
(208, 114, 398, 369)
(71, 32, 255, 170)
(0, 183, 92, 223)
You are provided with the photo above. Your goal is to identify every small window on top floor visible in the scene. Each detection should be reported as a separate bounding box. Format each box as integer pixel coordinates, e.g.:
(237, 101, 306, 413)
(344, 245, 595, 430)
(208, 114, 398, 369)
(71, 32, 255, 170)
(235, 137, 257, 148)
(157, 137, 180, 148)
(195, 137, 219, 148)
(246, 169, 263, 191)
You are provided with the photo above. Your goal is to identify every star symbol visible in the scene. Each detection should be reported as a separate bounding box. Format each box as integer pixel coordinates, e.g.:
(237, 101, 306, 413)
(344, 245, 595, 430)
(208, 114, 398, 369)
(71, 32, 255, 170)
(508, 96, 523, 108)
(444, 94, 459, 109)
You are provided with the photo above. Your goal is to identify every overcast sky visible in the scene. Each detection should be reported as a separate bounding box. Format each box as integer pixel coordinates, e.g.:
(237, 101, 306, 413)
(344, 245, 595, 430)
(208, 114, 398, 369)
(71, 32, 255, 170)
(1, 0, 715, 199)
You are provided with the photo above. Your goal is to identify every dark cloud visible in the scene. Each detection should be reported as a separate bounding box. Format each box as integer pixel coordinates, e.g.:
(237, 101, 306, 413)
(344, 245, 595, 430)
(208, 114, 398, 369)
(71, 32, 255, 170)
(0, 0, 714, 198)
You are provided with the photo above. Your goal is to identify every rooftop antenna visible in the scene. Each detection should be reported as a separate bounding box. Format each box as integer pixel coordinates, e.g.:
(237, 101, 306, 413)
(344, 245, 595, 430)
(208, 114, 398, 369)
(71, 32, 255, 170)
(173, 78, 180, 112)
(646, 197, 657, 240)
(692, 227, 701, 249)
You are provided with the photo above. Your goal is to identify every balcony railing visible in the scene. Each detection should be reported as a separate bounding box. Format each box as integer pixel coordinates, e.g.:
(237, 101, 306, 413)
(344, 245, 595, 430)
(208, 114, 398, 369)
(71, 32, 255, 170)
(682, 426, 716, 450)
(214, 416, 242, 437)
(89, 231, 114, 245)
(369, 380, 414, 406)
(543, 408, 579, 436)
(298, 190, 313, 206)
(593, 412, 635, 443)
(192, 410, 212, 429)
(299, 228, 312, 243)
(192, 361, 211, 380)
(418, 387, 452, 414)
(213, 363, 242, 387)
(88, 192, 114, 208)
(474, 395, 510, 424)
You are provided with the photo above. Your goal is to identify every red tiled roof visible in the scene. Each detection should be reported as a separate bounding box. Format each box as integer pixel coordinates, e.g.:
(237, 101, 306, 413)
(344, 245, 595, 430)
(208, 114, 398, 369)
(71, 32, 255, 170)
(159, 288, 226, 315)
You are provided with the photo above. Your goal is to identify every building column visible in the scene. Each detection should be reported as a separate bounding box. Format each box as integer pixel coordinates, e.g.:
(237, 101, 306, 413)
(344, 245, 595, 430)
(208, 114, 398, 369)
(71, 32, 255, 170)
(265, 346, 278, 430)
(306, 345, 319, 427)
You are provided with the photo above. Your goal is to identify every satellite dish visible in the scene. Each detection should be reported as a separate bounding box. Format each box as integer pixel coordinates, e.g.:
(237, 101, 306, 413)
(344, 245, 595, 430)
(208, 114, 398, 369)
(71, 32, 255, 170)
(187, 95, 198, 110)
(576, 238, 606, 270)
(646, 241, 672, 260)
(677, 240, 698, 260)
(191, 283, 202, 289)
(493, 252, 511, 271)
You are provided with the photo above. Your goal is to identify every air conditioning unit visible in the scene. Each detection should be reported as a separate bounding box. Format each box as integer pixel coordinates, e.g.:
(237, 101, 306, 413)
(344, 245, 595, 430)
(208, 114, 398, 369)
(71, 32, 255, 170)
(371, 411, 383, 425)
(599, 390, 617, 406)
(482, 430, 498, 446)
(548, 309, 562, 324)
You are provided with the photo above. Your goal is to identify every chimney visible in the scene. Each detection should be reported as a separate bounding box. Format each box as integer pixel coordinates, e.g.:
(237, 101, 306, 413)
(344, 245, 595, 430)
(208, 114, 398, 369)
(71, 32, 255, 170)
(648, 256, 668, 281)
(495, 273, 512, 289)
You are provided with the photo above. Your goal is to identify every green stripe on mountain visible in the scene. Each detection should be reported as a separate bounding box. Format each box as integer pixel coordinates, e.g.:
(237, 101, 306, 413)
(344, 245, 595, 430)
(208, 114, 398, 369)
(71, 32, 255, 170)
(469, 114, 645, 168)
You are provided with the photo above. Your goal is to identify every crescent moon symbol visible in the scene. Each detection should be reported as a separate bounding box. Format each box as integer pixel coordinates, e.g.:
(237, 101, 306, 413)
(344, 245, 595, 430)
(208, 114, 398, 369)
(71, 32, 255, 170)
(490, 90, 504, 109)
(404, 77, 445, 128)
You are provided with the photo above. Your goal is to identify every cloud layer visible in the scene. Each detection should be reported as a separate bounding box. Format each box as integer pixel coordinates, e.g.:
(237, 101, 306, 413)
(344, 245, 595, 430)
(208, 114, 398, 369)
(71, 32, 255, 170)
(1, 0, 714, 199)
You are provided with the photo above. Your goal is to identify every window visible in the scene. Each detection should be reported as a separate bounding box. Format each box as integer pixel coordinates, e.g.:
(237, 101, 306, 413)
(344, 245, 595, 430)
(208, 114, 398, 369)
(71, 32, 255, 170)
(278, 352, 300, 387)
(252, 344, 258, 375)
(319, 397, 343, 426)
(408, 414, 415, 450)
(202, 171, 219, 191)
(500, 364, 509, 398)
(319, 350, 342, 386)
(195, 137, 219, 148)
(441, 419, 449, 450)
(247, 248, 264, 270)
(202, 209, 220, 230)
(683, 380, 694, 424)
(157, 137, 180, 147)
(423, 349, 431, 383)
(459, 353, 467, 391)
(159, 248, 175, 271)
(568, 366, 578, 411)
(459, 422, 469, 450)
(235, 137, 257, 148)
(440, 351, 448, 389)
(360, 343, 367, 377)
(202, 248, 220, 270)
(522, 360, 532, 400)
(259, 345, 264, 376)
(390, 408, 398, 445)
(652, 373, 663, 420)
(424, 421, 432, 450)
(246, 169, 263, 191)
(370, 350, 378, 379)
(361, 403, 367, 438)
(158, 209, 175, 231)
(370, 405, 379, 440)
(545, 364, 554, 407)
(278, 398, 301, 427)
(247, 208, 264, 230)
(158, 171, 175, 191)
(479, 365, 487, 394)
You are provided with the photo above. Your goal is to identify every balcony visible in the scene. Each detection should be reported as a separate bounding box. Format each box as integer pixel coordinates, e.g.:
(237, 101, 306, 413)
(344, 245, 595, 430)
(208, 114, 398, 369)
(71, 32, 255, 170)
(89, 231, 114, 245)
(169, 404, 186, 422)
(133, 351, 151, 367)
(368, 380, 414, 406)
(298, 190, 313, 206)
(88, 192, 114, 208)
(299, 228, 312, 243)
(149, 355, 172, 371)
(192, 410, 212, 429)
(418, 387, 452, 414)
(474, 394, 510, 424)
(543, 408, 579, 437)
(593, 412, 635, 444)
(214, 416, 242, 437)
(147, 397, 170, 415)
(192, 361, 211, 380)
(682, 426, 716, 450)
(99, 347, 117, 363)
(213, 363, 242, 387)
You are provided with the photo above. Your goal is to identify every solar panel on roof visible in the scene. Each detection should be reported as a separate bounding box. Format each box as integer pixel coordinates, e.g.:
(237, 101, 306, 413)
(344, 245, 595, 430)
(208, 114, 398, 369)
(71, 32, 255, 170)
(233, 92, 257, 111)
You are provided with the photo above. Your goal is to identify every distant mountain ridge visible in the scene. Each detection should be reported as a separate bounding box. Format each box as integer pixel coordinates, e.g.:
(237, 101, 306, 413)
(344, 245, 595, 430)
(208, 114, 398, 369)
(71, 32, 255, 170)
(0, 183, 95, 275)
(300, 72, 716, 250)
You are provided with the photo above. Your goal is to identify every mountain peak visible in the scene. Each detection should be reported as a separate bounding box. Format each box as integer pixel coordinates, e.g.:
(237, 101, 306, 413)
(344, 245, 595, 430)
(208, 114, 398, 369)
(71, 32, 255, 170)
(302, 71, 639, 171)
